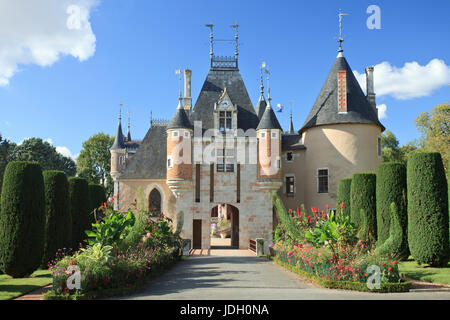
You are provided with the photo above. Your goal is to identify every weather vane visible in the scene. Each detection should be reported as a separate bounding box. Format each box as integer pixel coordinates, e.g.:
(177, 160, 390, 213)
(338, 9, 349, 52)
(175, 68, 182, 98)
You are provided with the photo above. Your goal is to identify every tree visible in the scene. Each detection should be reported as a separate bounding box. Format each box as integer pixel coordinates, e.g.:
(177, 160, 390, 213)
(68, 177, 90, 251)
(76, 133, 114, 192)
(415, 103, 450, 178)
(10, 138, 76, 177)
(0, 134, 16, 197)
(0, 161, 45, 277)
(407, 152, 449, 267)
(336, 178, 352, 218)
(381, 130, 403, 163)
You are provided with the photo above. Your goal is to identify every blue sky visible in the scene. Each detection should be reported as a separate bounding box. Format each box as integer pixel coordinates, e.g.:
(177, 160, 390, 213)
(0, 0, 449, 158)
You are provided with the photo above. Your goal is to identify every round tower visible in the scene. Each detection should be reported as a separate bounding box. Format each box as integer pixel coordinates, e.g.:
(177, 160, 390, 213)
(110, 113, 126, 209)
(166, 94, 194, 197)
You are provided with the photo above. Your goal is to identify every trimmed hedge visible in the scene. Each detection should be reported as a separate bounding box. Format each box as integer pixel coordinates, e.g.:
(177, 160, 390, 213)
(350, 172, 377, 241)
(407, 152, 449, 267)
(41, 171, 71, 268)
(0, 161, 45, 278)
(68, 177, 90, 251)
(88, 184, 106, 222)
(376, 203, 409, 259)
(376, 162, 409, 259)
(336, 178, 352, 218)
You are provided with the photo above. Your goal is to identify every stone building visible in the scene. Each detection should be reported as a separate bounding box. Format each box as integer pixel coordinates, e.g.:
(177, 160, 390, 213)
(109, 30, 384, 253)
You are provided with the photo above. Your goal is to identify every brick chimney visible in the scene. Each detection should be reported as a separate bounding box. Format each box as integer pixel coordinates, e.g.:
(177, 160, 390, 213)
(365, 66, 377, 116)
(183, 69, 192, 116)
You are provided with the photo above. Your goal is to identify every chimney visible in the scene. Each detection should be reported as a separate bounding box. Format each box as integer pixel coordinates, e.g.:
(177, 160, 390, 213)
(183, 69, 192, 115)
(365, 66, 377, 116)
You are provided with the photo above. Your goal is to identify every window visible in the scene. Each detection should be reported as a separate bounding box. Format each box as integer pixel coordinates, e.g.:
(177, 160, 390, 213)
(173, 131, 179, 137)
(217, 148, 234, 172)
(377, 137, 382, 157)
(318, 169, 329, 193)
(271, 131, 278, 138)
(261, 132, 266, 138)
(184, 131, 189, 137)
(286, 176, 295, 196)
(219, 111, 232, 133)
(167, 157, 172, 168)
(286, 152, 293, 162)
(277, 156, 281, 169)
(195, 164, 200, 202)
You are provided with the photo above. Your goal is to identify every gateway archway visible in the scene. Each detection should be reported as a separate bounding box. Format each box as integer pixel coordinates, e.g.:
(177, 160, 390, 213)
(210, 204, 239, 249)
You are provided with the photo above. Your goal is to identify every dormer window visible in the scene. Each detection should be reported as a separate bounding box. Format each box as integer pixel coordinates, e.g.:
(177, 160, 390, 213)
(219, 111, 232, 133)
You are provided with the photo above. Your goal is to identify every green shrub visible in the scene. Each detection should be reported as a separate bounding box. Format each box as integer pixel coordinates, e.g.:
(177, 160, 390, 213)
(376, 202, 409, 259)
(407, 152, 449, 266)
(336, 178, 352, 218)
(350, 172, 377, 240)
(88, 184, 106, 222)
(271, 192, 304, 242)
(376, 162, 409, 258)
(68, 177, 90, 251)
(41, 170, 71, 268)
(0, 161, 45, 277)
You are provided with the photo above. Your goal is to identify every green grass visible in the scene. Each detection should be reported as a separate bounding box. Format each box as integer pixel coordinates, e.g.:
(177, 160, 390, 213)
(399, 259, 450, 285)
(0, 269, 52, 300)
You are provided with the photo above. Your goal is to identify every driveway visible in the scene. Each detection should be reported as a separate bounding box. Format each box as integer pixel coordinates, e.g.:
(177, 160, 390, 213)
(118, 253, 450, 300)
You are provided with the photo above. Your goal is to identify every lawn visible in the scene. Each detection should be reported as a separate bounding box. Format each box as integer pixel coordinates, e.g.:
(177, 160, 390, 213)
(399, 259, 450, 285)
(0, 269, 52, 300)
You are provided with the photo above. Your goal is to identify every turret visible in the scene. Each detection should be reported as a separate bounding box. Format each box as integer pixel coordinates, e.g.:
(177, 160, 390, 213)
(110, 111, 126, 210)
(256, 89, 282, 180)
(166, 93, 193, 197)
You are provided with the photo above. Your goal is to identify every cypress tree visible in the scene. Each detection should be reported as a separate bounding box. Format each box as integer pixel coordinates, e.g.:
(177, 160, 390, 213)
(68, 177, 90, 251)
(0, 161, 45, 277)
(407, 152, 449, 266)
(88, 184, 106, 222)
(350, 172, 377, 241)
(336, 178, 352, 218)
(376, 162, 409, 259)
(41, 171, 71, 268)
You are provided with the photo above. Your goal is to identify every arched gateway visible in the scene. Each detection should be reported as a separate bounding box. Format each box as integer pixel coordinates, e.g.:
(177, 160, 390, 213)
(207, 204, 239, 249)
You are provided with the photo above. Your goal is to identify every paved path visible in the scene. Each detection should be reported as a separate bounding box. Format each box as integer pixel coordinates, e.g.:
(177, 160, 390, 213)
(117, 252, 450, 300)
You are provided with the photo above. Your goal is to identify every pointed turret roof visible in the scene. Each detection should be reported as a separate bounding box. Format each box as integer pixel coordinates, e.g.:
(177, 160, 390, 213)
(288, 109, 295, 134)
(256, 94, 282, 130)
(167, 95, 193, 130)
(299, 53, 384, 134)
(255, 94, 267, 120)
(111, 116, 126, 149)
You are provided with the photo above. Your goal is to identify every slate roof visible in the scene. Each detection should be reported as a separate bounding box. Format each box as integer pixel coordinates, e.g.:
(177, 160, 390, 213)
(254, 94, 267, 120)
(190, 68, 260, 131)
(119, 125, 167, 179)
(282, 134, 306, 151)
(256, 101, 283, 130)
(111, 120, 126, 149)
(299, 54, 385, 134)
(168, 99, 193, 129)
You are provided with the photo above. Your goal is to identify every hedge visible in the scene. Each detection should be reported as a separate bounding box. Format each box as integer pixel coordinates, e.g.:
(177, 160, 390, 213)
(376, 162, 409, 259)
(0, 161, 45, 278)
(88, 184, 106, 222)
(68, 177, 90, 251)
(41, 171, 71, 268)
(336, 178, 352, 218)
(350, 172, 377, 241)
(407, 152, 449, 267)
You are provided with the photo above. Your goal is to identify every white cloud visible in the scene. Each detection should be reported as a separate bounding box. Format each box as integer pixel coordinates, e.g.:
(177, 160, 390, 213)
(377, 104, 387, 119)
(354, 59, 450, 100)
(56, 146, 76, 160)
(45, 138, 53, 144)
(0, 0, 99, 86)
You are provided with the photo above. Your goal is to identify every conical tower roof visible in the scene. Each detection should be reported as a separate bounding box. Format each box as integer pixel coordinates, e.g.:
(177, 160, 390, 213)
(111, 117, 126, 149)
(256, 96, 282, 130)
(167, 96, 193, 130)
(299, 53, 384, 133)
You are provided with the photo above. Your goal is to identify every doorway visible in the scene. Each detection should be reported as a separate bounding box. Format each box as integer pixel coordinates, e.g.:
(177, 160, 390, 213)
(193, 219, 202, 249)
(210, 204, 239, 249)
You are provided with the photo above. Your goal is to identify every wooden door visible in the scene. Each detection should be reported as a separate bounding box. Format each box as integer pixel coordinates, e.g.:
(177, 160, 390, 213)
(231, 208, 239, 248)
(193, 219, 202, 249)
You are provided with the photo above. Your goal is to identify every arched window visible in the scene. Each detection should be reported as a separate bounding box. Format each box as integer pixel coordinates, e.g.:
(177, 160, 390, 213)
(149, 188, 161, 214)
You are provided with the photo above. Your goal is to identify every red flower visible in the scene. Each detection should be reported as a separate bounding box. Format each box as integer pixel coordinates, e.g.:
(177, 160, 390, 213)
(307, 216, 311, 224)
(388, 267, 392, 271)
(116, 193, 120, 199)
(103, 202, 107, 208)
(340, 202, 344, 209)
(323, 214, 327, 219)
(393, 260, 398, 264)
(326, 204, 329, 210)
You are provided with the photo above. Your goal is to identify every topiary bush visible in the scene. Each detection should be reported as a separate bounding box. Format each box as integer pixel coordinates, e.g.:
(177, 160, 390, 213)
(88, 184, 106, 222)
(407, 152, 449, 267)
(350, 172, 377, 241)
(376, 162, 409, 259)
(376, 202, 409, 259)
(68, 177, 90, 251)
(0, 161, 45, 277)
(336, 178, 352, 218)
(41, 170, 71, 268)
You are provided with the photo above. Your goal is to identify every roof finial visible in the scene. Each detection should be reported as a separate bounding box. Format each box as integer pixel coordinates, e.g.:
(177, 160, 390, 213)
(150, 110, 153, 127)
(264, 67, 271, 108)
(338, 9, 349, 54)
(231, 23, 239, 67)
(119, 103, 123, 121)
(127, 110, 131, 141)
(205, 23, 214, 67)
(288, 100, 294, 134)
(260, 61, 266, 95)
(175, 69, 183, 109)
